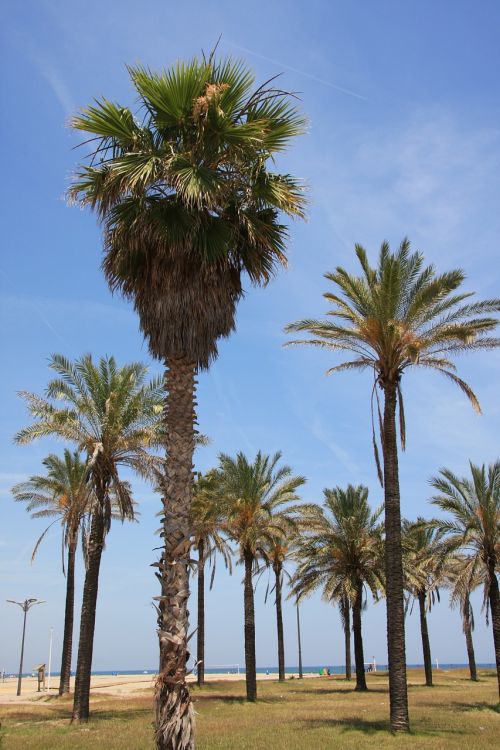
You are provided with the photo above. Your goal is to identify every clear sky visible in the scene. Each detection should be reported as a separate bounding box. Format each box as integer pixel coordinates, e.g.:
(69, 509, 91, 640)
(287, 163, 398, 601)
(1, 0, 499, 674)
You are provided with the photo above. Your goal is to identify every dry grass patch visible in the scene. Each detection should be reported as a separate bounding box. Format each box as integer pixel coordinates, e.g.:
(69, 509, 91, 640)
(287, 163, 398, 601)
(1, 669, 498, 749)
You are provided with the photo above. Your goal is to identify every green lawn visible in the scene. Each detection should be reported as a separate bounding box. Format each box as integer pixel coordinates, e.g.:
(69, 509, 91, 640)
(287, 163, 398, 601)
(1, 669, 499, 749)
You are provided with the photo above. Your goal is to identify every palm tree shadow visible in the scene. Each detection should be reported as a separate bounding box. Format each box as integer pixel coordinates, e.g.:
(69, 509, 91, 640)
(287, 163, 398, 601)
(199, 694, 285, 705)
(299, 717, 388, 735)
(292, 687, 387, 696)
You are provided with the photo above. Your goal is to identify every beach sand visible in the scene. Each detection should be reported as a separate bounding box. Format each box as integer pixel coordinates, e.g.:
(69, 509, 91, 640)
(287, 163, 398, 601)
(0, 670, 310, 704)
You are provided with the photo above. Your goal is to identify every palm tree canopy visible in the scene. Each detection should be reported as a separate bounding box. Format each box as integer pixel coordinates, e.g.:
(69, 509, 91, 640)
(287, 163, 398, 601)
(69, 56, 307, 366)
(291, 484, 384, 605)
(217, 450, 306, 561)
(401, 517, 446, 608)
(428, 460, 500, 606)
(192, 470, 232, 576)
(15, 354, 163, 529)
(286, 240, 500, 461)
(12, 449, 92, 563)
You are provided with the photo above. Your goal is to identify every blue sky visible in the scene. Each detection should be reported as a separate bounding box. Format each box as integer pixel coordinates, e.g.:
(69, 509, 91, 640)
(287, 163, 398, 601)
(1, 0, 500, 674)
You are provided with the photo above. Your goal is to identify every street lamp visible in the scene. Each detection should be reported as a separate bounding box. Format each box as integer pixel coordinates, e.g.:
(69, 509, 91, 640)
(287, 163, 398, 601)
(6, 598, 45, 696)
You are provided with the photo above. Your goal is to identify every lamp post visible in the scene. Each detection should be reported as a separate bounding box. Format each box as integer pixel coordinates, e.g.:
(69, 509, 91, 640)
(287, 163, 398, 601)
(7, 598, 45, 696)
(296, 598, 303, 679)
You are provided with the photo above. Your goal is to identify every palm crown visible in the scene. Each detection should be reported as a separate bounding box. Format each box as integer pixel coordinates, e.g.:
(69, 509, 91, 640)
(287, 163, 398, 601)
(287, 239, 500, 472)
(15, 354, 163, 527)
(429, 461, 500, 602)
(70, 57, 306, 366)
(218, 450, 305, 560)
(12, 449, 92, 562)
(292, 485, 383, 604)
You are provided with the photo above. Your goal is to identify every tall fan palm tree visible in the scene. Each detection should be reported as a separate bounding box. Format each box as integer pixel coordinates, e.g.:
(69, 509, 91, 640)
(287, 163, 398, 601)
(191, 470, 232, 687)
(218, 450, 305, 701)
(12, 450, 91, 696)
(292, 485, 383, 691)
(286, 240, 500, 729)
(15, 354, 162, 721)
(428, 461, 500, 700)
(445, 554, 483, 681)
(402, 519, 445, 687)
(69, 54, 305, 749)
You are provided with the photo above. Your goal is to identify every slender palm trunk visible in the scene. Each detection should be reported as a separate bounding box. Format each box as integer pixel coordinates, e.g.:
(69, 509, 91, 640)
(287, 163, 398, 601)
(71, 508, 105, 722)
(353, 583, 367, 691)
(197, 539, 205, 688)
(382, 380, 409, 731)
(487, 562, 500, 701)
(155, 357, 196, 750)
(341, 595, 352, 680)
(463, 594, 477, 681)
(417, 590, 433, 687)
(296, 601, 303, 679)
(59, 535, 77, 696)
(244, 547, 257, 701)
(274, 562, 285, 681)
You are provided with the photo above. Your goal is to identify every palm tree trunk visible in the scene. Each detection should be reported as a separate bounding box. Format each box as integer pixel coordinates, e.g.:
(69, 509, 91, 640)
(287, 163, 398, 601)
(417, 590, 433, 687)
(382, 380, 410, 731)
(463, 594, 477, 681)
(341, 595, 352, 680)
(155, 357, 196, 750)
(274, 562, 285, 681)
(59, 535, 77, 696)
(296, 600, 303, 679)
(353, 583, 367, 691)
(197, 539, 205, 688)
(71, 509, 105, 722)
(487, 562, 500, 701)
(244, 547, 257, 701)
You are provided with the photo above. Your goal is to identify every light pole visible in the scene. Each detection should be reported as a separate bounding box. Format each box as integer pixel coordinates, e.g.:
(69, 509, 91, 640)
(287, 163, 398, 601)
(7, 598, 45, 696)
(296, 598, 303, 679)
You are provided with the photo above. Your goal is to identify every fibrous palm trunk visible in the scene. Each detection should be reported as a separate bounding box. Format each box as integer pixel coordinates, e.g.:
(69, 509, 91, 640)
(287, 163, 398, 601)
(353, 583, 367, 691)
(341, 595, 352, 681)
(487, 561, 500, 701)
(274, 562, 285, 682)
(243, 547, 257, 701)
(462, 594, 477, 681)
(59, 535, 77, 696)
(71, 508, 105, 721)
(417, 590, 433, 687)
(197, 539, 205, 688)
(155, 357, 196, 750)
(296, 601, 303, 679)
(383, 381, 409, 731)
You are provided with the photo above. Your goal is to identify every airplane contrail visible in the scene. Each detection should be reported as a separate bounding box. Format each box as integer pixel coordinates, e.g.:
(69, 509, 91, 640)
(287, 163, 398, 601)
(226, 40, 367, 101)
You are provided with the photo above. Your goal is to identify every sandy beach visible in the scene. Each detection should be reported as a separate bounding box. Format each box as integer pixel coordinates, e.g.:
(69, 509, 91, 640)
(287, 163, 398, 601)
(0, 670, 312, 704)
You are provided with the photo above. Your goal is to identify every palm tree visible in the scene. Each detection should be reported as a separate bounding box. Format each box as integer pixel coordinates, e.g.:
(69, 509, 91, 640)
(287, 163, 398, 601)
(286, 240, 500, 729)
(69, 55, 306, 749)
(218, 450, 305, 701)
(15, 354, 162, 721)
(191, 470, 232, 687)
(12, 450, 91, 696)
(292, 485, 383, 691)
(402, 519, 445, 687)
(445, 554, 483, 681)
(429, 461, 500, 700)
(258, 533, 296, 682)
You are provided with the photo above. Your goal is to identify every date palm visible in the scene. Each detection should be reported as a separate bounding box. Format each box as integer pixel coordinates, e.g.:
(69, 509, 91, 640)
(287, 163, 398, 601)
(191, 470, 232, 687)
(292, 485, 383, 691)
(402, 519, 445, 687)
(218, 450, 305, 701)
(15, 354, 162, 721)
(445, 554, 483, 681)
(12, 450, 91, 696)
(69, 55, 305, 749)
(286, 240, 500, 729)
(429, 461, 500, 699)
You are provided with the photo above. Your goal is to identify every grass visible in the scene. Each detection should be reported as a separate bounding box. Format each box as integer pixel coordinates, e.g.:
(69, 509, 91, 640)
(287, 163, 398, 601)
(1, 669, 499, 749)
